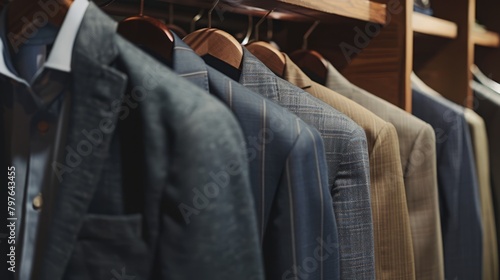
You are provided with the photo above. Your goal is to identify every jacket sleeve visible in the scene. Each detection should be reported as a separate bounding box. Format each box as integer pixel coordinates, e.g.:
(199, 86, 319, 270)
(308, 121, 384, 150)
(370, 123, 415, 279)
(405, 124, 444, 279)
(160, 96, 265, 280)
(332, 124, 376, 279)
(264, 123, 339, 280)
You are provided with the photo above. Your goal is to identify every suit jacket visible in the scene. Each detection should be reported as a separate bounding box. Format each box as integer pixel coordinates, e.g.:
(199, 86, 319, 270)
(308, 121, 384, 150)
(412, 86, 482, 280)
(283, 55, 415, 280)
(325, 62, 444, 280)
(473, 81, 500, 275)
(464, 108, 498, 280)
(0, 4, 265, 280)
(171, 35, 339, 280)
(230, 49, 376, 279)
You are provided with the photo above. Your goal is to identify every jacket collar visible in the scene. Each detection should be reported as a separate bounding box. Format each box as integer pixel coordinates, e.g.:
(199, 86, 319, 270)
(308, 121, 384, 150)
(172, 32, 209, 93)
(239, 48, 280, 101)
(36, 3, 127, 280)
(282, 53, 313, 90)
(324, 61, 355, 98)
(0, 0, 89, 84)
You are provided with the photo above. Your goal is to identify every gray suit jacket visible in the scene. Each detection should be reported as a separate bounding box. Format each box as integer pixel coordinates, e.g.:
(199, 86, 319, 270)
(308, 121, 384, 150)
(171, 35, 339, 280)
(325, 63, 443, 280)
(0, 4, 265, 280)
(232, 49, 376, 279)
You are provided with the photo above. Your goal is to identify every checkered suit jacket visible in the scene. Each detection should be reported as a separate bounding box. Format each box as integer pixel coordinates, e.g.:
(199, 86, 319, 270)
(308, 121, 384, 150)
(238, 49, 375, 279)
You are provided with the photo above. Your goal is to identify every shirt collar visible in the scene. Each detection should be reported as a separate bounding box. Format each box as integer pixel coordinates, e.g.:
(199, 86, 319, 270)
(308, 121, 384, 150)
(0, 0, 89, 83)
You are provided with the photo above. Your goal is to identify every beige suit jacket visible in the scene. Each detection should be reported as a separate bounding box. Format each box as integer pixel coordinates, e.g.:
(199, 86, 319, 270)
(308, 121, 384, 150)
(283, 55, 415, 280)
(464, 109, 499, 280)
(326, 64, 444, 280)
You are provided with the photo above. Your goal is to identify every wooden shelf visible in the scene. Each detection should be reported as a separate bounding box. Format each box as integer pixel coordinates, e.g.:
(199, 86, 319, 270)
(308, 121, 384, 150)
(473, 29, 500, 47)
(412, 13, 457, 39)
(156, 0, 387, 24)
(273, 0, 387, 24)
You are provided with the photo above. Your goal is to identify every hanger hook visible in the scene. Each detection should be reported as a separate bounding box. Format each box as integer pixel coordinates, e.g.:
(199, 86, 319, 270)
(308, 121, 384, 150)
(267, 17, 273, 41)
(190, 9, 205, 33)
(254, 9, 274, 42)
(241, 15, 254, 45)
(208, 0, 220, 29)
(139, 0, 145, 17)
(302, 20, 320, 50)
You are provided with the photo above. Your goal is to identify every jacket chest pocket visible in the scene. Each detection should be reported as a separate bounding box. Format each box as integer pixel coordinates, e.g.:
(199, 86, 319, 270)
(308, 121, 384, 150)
(63, 214, 150, 280)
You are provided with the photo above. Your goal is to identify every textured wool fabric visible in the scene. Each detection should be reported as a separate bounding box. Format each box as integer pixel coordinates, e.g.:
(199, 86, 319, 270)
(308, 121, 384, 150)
(174, 35, 339, 280)
(283, 55, 415, 280)
(236, 49, 376, 279)
(325, 64, 444, 280)
(464, 108, 498, 280)
(0, 4, 266, 279)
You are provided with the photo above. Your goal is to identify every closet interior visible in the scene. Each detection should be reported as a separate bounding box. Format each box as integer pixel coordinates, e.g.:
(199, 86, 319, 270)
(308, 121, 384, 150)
(99, 0, 500, 112)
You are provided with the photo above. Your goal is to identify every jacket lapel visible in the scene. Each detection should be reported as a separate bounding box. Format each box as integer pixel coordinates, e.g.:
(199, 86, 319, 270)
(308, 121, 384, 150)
(239, 49, 281, 102)
(37, 4, 127, 280)
(172, 34, 209, 92)
(324, 62, 356, 98)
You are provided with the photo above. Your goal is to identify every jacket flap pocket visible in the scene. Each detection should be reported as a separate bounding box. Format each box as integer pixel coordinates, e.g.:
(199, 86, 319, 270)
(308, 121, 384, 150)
(79, 213, 142, 241)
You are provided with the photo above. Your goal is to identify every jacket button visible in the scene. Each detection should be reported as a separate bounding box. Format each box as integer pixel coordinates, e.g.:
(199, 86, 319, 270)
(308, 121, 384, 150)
(33, 193, 43, 211)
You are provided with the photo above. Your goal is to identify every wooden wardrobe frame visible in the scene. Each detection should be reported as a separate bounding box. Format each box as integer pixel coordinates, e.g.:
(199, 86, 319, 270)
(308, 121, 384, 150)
(103, 0, 500, 113)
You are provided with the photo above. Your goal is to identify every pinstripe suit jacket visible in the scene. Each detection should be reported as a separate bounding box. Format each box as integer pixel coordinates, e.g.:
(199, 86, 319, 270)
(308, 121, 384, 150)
(173, 36, 339, 280)
(464, 108, 498, 280)
(283, 56, 415, 280)
(412, 86, 482, 280)
(235, 49, 375, 279)
(325, 64, 444, 280)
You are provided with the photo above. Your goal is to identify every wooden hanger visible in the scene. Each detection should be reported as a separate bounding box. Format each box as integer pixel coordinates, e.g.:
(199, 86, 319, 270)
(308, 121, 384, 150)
(247, 41, 285, 76)
(117, 0, 174, 62)
(246, 10, 285, 77)
(6, 0, 73, 51)
(289, 21, 329, 85)
(183, 0, 243, 70)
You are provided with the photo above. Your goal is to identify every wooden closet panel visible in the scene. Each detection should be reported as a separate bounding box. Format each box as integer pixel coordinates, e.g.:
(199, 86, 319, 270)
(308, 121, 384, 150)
(301, 0, 412, 112)
(414, 0, 474, 108)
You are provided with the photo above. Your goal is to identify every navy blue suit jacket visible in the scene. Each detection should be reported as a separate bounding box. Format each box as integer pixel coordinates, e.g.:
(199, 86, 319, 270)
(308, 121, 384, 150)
(412, 87, 482, 279)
